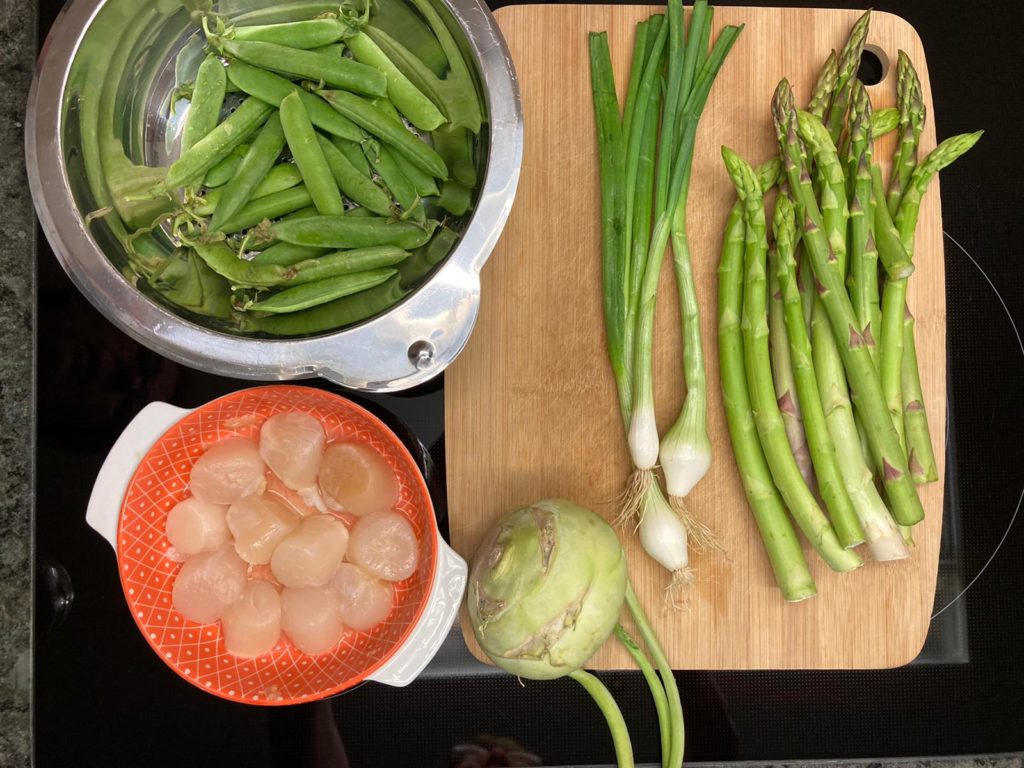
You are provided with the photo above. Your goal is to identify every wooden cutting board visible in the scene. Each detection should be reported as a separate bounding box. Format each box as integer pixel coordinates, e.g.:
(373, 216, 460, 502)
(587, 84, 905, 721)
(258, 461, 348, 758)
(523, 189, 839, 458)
(446, 4, 945, 669)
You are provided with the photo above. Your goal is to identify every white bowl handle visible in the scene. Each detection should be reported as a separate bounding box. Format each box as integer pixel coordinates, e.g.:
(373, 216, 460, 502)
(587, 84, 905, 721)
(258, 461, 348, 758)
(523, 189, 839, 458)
(86, 401, 192, 550)
(367, 539, 468, 687)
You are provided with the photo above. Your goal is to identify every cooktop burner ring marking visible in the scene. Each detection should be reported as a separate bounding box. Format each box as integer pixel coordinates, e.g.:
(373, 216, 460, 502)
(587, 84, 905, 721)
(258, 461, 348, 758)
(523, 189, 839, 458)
(931, 230, 1023, 620)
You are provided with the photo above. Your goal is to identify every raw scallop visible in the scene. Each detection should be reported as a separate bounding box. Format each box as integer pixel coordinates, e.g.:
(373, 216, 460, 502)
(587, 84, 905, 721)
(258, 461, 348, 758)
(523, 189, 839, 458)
(347, 511, 418, 582)
(227, 494, 301, 565)
(259, 412, 326, 495)
(172, 547, 247, 624)
(330, 563, 393, 631)
(189, 438, 266, 505)
(280, 586, 345, 654)
(270, 515, 349, 588)
(222, 580, 282, 658)
(318, 442, 398, 516)
(165, 497, 231, 556)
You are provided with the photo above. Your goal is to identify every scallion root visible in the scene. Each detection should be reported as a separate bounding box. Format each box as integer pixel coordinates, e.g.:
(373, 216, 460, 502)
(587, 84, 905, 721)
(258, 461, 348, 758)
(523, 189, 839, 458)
(616, 467, 652, 529)
(669, 495, 723, 555)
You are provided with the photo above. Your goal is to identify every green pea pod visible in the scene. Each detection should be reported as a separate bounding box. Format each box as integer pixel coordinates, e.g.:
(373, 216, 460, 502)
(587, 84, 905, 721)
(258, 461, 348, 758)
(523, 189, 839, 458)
(231, 18, 346, 49)
(167, 96, 273, 189)
(311, 42, 346, 57)
(182, 55, 227, 154)
(317, 135, 394, 216)
(194, 159, 299, 215)
(203, 144, 248, 188)
(279, 92, 345, 216)
(363, 140, 421, 219)
(247, 268, 397, 313)
(211, 114, 288, 231)
(226, 59, 362, 142)
(267, 215, 437, 250)
(432, 125, 477, 187)
(318, 89, 447, 179)
(397, 225, 459, 288)
(436, 180, 472, 216)
(346, 206, 376, 218)
(216, 38, 387, 97)
(346, 32, 446, 132)
(243, 273, 406, 334)
(389, 147, 439, 198)
(331, 136, 372, 178)
(370, 0, 447, 77)
(289, 246, 408, 284)
(251, 241, 327, 266)
(193, 241, 292, 288)
(219, 185, 314, 234)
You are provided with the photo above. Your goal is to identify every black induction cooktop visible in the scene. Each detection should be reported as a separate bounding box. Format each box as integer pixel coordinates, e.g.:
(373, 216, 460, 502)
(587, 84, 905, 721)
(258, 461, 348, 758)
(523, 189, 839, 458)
(32, 0, 1024, 766)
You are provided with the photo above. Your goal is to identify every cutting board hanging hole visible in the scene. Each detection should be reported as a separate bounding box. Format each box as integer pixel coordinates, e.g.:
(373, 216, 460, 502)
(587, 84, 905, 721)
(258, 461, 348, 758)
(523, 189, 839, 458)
(858, 45, 889, 85)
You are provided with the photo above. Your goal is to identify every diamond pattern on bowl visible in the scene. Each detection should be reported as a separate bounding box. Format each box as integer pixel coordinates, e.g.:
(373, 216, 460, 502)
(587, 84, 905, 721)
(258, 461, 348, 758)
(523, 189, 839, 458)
(116, 385, 437, 706)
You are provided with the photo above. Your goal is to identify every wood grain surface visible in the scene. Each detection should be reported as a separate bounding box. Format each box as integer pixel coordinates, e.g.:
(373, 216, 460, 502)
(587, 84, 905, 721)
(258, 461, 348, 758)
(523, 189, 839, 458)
(446, 4, 945, 669)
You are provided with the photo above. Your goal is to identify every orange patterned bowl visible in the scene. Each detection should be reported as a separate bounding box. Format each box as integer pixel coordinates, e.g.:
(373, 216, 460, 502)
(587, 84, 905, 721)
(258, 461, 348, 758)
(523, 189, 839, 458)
(85, 385, 466, 705)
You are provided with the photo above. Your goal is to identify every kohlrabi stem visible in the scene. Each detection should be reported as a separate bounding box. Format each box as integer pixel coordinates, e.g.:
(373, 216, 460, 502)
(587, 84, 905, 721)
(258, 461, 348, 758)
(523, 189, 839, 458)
(625, 581, 684, 768)
(569, 668, 635, 768)
(615, 624, 670, 768)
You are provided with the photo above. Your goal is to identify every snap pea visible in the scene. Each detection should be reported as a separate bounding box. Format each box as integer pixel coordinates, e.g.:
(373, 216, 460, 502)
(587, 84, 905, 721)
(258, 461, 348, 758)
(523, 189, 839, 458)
(218, 185, 314, 234)
(432, 125, 477, 187)
(279, 91, 345, 216)
(216, 39, 387, 97)
(251, 241, 327, 266)
(397, 225, 459, 288)
(311, 42, 346, 57)
(193, 241, 292, 287)
(317, 135, 394, 216)
(244, 227, 457, 334)
(390, 146, 439, 198)
(245, 206, 320, 253)
(363, 141, 421, 219)
(181, 54, 227, 154)
(243, 273, 407, 334)
(370, 98, 440, 196)
(436, 180, 472, 216)
(288, 246, 408, 284)
(203, 143, 248, 187)
(267, 215, 437, 249)
(371, 0, 447, 77)
(232, 18, 346, 49)
(346, 206, 376, 218)
(192, 164, 302, 217)
(210, 114, 288, 230)
(247, 268, 397, 313)
(225, 59, 362, 142)
(317, 89, 448, 178)
(166, 96, 273, 189)
(346, 32, 446, 131)
(331, 136, 372, 178)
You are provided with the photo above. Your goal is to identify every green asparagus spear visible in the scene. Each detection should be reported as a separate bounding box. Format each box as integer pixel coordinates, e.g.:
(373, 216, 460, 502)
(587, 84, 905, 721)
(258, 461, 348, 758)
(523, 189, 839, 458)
(808, 50, 837, 121)
(795, 110, 848, 276)
(773, 78, 924, 527)
(717, 201, 816, 601)
(846, 82, 880, 366)
(809, 282, 908, 561)
(886, 51, 925, 217)
(773, 194, 864, 548)
(871, 107, 899, 140)
(901, 306, 936, 484)
(724, 146, 862, 571)
(826, 10, 871, 144)
(884, 130, 984, 483)
(768, 267, 815, 492)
